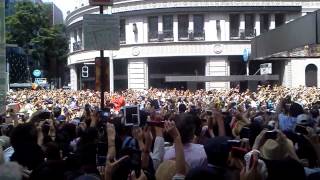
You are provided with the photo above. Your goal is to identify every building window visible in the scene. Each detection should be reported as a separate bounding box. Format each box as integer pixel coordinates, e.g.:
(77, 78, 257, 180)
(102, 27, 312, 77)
(230, 14, 240, 39)
(216, 20, 221, 40)
(120, 19, 126, 44)
(148, 16, 158, 42)
(194, 14, 205, 40)
(305, 64, 318, 87)
(163, 15, 173, 41)
(178, 14, 189, 40)
(275, 13, 285, 27)
(260, 14, 270, 34)
(245, 14, 255, 38)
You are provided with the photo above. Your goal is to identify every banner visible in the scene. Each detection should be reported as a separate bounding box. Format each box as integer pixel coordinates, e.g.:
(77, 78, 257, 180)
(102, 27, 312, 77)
(95, 57, 110, 92)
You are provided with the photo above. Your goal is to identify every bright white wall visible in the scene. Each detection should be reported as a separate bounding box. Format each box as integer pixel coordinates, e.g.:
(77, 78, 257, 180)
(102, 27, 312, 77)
(291, 58, 320, 88)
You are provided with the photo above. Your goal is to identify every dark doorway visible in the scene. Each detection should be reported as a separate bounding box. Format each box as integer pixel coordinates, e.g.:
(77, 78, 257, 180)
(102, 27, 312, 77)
(305, 64, 318, 87)
(148, 57, 205, 90)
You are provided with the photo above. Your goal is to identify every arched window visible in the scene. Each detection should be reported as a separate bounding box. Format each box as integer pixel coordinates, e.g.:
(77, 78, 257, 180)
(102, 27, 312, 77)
(305, 64, 318, 87)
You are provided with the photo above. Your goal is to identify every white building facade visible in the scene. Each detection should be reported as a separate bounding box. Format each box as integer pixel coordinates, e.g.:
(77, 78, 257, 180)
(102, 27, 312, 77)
(65, 0, 320, 91)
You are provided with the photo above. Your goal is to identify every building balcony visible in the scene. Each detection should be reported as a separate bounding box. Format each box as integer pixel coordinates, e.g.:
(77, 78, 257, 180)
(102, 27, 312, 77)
(72, 41, 82, 52)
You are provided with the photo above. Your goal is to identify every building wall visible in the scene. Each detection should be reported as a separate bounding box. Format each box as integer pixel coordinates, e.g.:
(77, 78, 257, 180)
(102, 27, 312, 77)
(65, 0, 320, 90)
(291, 58, 320, 88)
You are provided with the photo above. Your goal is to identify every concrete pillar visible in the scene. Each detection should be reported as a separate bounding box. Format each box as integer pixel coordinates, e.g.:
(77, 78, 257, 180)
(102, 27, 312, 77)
(224, 18, 230, 41)
(70, 65, 78, 90)
(128, 58, 148, 90)
(70, 31, 75, 53)
(282, 60, 292, 88)
(189, 14, 194, 33)
(204, 14, 215, 41)
(205, 56, 230, 90)
(269, 14, 275, 30)
(158, 16, 163, 34)
(173, 15, 178, 41)
(220, 19, 226, 41)
(239, 14, 245, 34)
(255, 13, 260, 36)
(143, 17, 148, 43)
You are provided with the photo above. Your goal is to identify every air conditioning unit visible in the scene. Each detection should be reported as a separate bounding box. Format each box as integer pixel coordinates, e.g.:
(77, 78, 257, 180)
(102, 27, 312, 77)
(188, 30, 194, 40)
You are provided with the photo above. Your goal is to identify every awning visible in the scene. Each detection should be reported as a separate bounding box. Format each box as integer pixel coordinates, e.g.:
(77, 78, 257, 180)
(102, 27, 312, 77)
(251, 10, 320, 60)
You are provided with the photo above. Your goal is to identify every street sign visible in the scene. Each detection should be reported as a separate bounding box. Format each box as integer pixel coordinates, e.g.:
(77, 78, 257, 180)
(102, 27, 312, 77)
(83, 14, 120, 50)
(32, 69, 42, 77)
(35, 78, 47, 85)
(260, 63, 272, 75)
(243, 48, 251, 62)
(89, 0, 113, 6)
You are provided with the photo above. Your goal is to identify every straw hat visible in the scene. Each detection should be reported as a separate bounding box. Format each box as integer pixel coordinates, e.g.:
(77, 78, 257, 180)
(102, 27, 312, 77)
(260, 138, 296, 161)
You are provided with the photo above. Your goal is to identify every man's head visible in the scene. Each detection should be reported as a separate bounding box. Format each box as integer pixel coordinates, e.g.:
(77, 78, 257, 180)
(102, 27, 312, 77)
(174, 113, 196, 144)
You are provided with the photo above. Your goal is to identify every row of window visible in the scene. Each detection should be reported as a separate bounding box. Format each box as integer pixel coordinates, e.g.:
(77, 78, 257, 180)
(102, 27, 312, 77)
(71, 13, 286, 52)
(230, 13, 285, 39)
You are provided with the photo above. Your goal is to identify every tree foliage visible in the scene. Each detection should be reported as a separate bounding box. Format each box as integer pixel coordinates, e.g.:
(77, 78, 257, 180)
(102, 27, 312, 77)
(6, 1, 68, 81)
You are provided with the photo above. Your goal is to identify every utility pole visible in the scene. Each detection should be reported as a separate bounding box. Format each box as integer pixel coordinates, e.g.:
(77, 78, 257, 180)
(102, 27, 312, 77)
(0, 0, 7, 113)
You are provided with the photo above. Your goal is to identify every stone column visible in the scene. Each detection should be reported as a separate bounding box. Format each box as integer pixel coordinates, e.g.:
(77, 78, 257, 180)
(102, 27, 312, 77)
(255, 13, 260, 36)
(70, 65, 78, 90)
(239, 14, 245, 36)
(189, 14, 194, 33)
(128, 58, 148, 90)
(205, 56, 230, 90)
(70, 31, 75, 53)
(282, 60, 292, 88)
(173, 15, 178, 41)
(269, 14, 275, 30)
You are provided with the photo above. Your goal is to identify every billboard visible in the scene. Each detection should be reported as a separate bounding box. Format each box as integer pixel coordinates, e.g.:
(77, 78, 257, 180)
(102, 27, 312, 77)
(83, 14, 120, 50)
(89, 0, 113, 6)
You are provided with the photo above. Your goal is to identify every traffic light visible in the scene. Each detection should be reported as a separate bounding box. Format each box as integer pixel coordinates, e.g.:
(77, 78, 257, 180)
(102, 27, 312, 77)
(82, 66, 89, 78)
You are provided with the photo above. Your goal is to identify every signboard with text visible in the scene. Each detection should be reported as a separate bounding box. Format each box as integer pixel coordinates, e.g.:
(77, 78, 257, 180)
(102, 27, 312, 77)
(260, 63, 272, 75)
(83, 14, 120, 50)
(89, 0, 113, 6)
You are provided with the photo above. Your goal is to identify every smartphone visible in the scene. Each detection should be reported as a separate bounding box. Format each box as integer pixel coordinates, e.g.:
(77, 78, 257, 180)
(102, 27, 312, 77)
(265, 131, 278, 139)
(38, 111, 52, 120)
(96, 142, 107, 166)
(124, 106, 140, 126)
(295, 125, 308, 135)
(228, 140, 241, 147)
(146, 121, 164, 128)
(240, 127, 251, 139)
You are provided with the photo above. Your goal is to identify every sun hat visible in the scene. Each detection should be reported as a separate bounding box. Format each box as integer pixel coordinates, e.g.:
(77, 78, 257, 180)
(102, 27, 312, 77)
(260, 138, 296, 161)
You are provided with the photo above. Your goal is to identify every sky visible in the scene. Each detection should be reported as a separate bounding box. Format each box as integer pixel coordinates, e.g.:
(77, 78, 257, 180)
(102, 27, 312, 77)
(42, 0, 85, 19)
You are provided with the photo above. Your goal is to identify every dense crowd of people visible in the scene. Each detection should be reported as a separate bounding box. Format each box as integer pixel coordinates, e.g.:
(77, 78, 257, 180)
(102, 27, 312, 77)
(1, 85, 320, 180)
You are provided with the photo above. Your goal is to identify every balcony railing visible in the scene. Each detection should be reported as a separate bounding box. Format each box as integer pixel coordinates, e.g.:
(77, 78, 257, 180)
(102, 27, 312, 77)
(230, 29, 240, 40)
(72, 41, 82, 52)
(120, 34, 126, 44)
(245, 29, 255, 39)
(163, 30, 173, 41)
(148, 31, 159, 42)
(194, 31, 205, 41)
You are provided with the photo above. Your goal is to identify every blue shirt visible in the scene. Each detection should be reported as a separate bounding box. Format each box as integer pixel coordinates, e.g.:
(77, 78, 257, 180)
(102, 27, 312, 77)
(278, 113, 297, 132)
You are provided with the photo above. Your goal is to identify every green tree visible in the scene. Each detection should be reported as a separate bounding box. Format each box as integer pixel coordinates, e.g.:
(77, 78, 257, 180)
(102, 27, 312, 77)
(6, 1, 68, 86)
